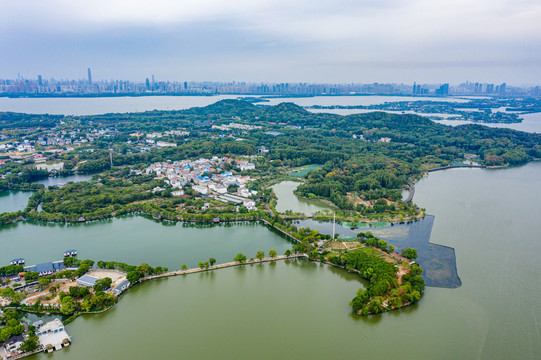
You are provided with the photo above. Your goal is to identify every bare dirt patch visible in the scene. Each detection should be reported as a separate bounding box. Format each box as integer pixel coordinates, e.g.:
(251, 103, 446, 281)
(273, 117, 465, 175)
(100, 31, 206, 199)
(88, 269, 127, 287)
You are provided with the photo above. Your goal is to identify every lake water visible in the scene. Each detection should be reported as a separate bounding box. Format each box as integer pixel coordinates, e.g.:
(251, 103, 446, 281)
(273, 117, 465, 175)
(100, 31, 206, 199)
(271, 181, 333, 215)
(0, 217, 292, 269)
(433, 111, 541, 133)
(16, 162, 541, 360)
(262, 95, 469, 107)
(0, 190, 33, 213)
(294, 216, 461, 288)
(0, 95, 465, 116)
(34, 174, 93, 187)
(0, 95, 244, 116)
(0, 175, 92, 214)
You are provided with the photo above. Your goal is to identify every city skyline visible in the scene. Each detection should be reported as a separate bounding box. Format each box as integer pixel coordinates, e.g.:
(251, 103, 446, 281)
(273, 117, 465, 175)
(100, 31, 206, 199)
(3, 71, 538, 97)
(1, 0, 540, 84)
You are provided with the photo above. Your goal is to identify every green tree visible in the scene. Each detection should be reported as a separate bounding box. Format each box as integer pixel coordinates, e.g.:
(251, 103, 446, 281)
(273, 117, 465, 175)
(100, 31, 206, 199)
(76, 263, 90, 277)
(60, 296, 76, 315)
(24, 271, 39, 281)
(269, 249, 277, 258)
(402, 248, 418, 260)
(256, 251, 265, 261)
(93, 277, 112, 292)
(38, 277, 50, 289)
(126, 271, 140, 283)
(234, 253, 247, 263)
(181, 264, 187, 271)
(284, 249, 291, 256)
(209, 258, 216, 266)
(20, 333, 40, 352)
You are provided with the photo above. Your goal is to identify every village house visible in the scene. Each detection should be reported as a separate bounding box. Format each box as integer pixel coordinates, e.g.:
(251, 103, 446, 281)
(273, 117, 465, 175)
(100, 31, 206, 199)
(3, 335, 24, 354)
(112, 279, 131, 296)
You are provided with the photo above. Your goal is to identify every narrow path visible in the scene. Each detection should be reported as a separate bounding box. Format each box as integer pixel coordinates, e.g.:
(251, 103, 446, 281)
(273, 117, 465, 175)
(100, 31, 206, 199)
(427, 164, 486, 172)
(404, 179, 415, 203)
(260, 219, 302, 244)
(142, 254, 307, 281)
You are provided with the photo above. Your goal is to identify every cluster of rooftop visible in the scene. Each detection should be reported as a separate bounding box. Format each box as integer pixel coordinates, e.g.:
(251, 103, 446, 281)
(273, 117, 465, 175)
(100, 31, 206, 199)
(146, 157, 258, 210)
(0, 128, 117, 166)
(211, 122, 262, 131)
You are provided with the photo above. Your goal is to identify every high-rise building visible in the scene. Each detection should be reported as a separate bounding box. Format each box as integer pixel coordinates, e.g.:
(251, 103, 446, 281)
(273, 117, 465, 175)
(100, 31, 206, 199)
(413, 82, 417, 94)
(87, 68, 92, 85)
(146, 78, 150, 90)
(436, 83, 449, 96)
(499, 83, 506, 96)
(38, 75, 42, 86)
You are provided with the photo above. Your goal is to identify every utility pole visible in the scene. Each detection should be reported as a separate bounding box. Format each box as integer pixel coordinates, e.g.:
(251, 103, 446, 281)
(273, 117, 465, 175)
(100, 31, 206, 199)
(332, 212, 336, 240)
(109, 147, 113, 168)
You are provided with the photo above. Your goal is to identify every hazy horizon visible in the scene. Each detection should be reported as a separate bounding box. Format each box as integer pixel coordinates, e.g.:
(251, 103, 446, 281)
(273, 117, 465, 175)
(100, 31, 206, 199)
(1, 0, 540, 85)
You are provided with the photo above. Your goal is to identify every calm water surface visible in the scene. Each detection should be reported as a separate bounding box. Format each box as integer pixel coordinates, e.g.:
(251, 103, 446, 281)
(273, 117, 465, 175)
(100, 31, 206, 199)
(0, 190, 32, 213)
(262, 95, 469, 107)
(272, 181, 332, 215)
(26, 162, 541, 360)
(34, 174, 92, 187)
(433, 111, 541, 133)
(0, 95, 464, 116)
(0, 217, 292, 269)
(0, 95, 243, 115)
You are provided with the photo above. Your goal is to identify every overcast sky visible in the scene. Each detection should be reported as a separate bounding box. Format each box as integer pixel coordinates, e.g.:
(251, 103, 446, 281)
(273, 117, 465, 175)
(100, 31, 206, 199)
(1, 0, 540, 85)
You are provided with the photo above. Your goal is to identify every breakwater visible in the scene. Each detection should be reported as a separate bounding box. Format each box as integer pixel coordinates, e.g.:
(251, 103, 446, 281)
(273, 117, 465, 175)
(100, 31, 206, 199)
(427, 164, 486, 172)
(142, 253, 307, 281)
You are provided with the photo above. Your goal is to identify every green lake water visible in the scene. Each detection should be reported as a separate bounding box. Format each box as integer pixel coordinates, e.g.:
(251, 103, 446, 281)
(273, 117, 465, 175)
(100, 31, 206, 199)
(272, 181, 333, 215)
(5, 162, 539, 360)
(286, 164, 322, 177)
(0, 190, 33, 213)
(0, 218, 292, 269)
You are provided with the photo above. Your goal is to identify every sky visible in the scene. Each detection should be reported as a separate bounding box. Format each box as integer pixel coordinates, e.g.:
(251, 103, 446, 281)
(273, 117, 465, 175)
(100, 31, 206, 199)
(1, 0, 540, 85)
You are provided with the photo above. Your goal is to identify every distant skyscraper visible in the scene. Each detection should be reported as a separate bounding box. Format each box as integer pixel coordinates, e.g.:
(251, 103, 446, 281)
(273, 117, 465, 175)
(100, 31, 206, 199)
(436, 83, 449, 96)
(87, 68, 92, 85)
(499, 83, 506, 96)
(184, 81, 187, 90)
(38, 75, 42, 86)
(146, 78, 150, 90)
(413, 82, 417, 94)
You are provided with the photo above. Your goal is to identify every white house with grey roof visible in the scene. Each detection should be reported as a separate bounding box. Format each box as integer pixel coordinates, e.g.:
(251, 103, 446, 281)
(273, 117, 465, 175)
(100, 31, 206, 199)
(112, 279, 131, 295)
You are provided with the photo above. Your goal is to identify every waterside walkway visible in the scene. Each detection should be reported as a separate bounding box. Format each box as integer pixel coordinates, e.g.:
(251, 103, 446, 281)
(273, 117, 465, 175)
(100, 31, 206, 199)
(426, 164, 486, 172)
(143, 254, 307, 281)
